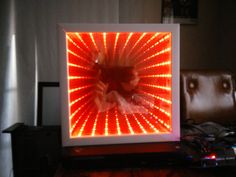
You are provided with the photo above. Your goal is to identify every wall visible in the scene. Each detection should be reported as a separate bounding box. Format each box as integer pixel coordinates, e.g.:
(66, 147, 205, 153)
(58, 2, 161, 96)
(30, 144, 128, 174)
(180, 0, 236, 70)
(218, 0, 236, 71)
(119, 0, 162, 23)
(180, 0, 221, 69)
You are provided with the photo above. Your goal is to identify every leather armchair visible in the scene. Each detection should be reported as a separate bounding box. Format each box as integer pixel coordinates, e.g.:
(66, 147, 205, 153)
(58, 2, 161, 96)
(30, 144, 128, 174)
(180, 70, 236, 125)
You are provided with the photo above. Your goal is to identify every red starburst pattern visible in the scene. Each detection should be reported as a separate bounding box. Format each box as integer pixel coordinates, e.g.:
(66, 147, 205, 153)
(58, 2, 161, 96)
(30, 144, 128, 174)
(65, 32, 172, 138)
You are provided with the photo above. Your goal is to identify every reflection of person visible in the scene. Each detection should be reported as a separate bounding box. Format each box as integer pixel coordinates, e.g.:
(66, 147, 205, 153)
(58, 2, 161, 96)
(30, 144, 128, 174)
(121, 70, 139, 93)
(94, 80, 115, 112)
(93, 51, 148, 114)
(94, 66, 146, 113)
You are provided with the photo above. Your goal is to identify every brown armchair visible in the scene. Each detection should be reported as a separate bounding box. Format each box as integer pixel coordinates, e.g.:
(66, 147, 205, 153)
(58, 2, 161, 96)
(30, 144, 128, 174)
(180, 70, 236, 125)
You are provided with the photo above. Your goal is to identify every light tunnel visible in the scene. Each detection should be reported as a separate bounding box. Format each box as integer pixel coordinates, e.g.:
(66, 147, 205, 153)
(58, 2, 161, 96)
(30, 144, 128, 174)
(65, 32, 172, 138)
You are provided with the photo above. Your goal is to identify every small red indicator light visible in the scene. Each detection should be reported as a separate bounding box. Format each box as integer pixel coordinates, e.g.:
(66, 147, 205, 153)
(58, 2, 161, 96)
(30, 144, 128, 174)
(205, 154, 216, 160)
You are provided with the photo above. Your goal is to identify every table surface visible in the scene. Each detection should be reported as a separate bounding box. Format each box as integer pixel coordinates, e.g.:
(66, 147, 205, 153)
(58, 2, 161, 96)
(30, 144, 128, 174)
(54, 166, 236, 177)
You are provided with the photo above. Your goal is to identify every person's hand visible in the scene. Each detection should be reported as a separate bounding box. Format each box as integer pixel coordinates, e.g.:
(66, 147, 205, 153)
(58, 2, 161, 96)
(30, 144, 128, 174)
(94, 81, 108, 103)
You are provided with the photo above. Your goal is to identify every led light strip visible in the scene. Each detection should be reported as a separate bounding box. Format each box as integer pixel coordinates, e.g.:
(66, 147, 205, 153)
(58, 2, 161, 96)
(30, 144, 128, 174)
(137, 61, 171, 71)
(139, 74, 171, 78)
(115, 107, 122, 135)
(69, 91, 94, 107)
(68, 62, 94, 71)
(124, 114, 135, 135)
(112, 33, 120, 60)
(127, 105, 147, 134)
(139, 83, 171, 91)
(66, 34, 89, 56)
(69, 84, 94, 93)
(76, 33, 90, 50)
(132, 33, 159, 60)
(127, 33, 146, 56)
(104, 110, 109, 136)
(139, 96, 171, 117)
(120, 33, 133, 58)
(70, 105, 92, 135)
(135, 47, 171, 66)
(77, 108, 95, 136)
(67, 49, 92, 65)
(132, 105, 159, 133)
(91, 112, 99, 136)
(69, 97, 94, 120)
(139, 90, 172, 104)
(68, 76, 95, 80)
(139, 104, 170, 131)
(103, 33, 107, 54)
(135, 34, 170, 60)
(89, 33, 99, 51)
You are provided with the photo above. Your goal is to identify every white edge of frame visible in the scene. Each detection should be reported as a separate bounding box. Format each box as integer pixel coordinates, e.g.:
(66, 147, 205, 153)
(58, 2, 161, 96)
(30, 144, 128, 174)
(57, 23, 180, 147)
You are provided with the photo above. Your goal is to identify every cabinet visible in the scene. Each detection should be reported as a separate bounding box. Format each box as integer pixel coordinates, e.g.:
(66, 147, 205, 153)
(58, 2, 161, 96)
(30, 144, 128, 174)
(3, 123, 61, 177)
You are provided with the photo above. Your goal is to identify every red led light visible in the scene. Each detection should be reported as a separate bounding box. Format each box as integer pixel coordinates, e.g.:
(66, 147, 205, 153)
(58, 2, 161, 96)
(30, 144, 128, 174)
(205, 154, 216, 160)
(65, 32, 172, 138)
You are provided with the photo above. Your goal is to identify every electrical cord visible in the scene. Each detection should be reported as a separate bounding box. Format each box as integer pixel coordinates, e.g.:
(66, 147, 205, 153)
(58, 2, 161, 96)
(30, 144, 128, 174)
(180, 121, 236, 168)
(181, 121, 236, 155)
(182, 121, 236, 139)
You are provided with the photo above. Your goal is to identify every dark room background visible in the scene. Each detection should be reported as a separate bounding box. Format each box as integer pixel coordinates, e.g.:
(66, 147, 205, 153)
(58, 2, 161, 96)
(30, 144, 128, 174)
(0, 0, 236, 177)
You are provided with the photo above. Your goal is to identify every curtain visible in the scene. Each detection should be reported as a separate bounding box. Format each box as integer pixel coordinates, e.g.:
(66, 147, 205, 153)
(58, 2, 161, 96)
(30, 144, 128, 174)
(0, 1, 17, 176)
(0, 0, 119, 176)
(14, 0, 119, 126)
